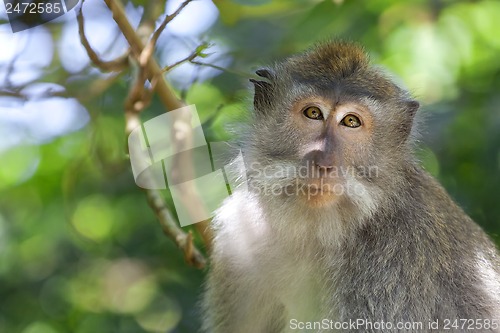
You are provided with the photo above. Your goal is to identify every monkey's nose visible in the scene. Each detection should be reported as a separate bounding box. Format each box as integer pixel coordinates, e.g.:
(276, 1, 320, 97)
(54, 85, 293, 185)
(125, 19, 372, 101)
(304, 150, 337, 176)
(314, 158, 336, 172)
(313, 151, 336, 170)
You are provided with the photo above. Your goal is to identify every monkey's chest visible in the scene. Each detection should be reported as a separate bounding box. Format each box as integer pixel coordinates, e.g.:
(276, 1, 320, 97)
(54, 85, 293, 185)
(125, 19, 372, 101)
(270, 257, 324, 327)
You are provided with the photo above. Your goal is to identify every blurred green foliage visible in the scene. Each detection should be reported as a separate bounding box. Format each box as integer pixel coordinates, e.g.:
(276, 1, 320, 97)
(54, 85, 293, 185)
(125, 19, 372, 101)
(0, 0, 499, 332)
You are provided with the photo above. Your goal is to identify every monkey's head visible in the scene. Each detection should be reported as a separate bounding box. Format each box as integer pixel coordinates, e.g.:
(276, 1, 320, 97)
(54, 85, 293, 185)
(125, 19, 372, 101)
(246, 41, 419, 210)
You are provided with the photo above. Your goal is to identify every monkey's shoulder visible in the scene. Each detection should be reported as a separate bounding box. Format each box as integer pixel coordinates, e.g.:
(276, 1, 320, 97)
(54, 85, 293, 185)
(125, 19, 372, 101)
(211, 190, 273, 255)
(358, 168, 500, 266)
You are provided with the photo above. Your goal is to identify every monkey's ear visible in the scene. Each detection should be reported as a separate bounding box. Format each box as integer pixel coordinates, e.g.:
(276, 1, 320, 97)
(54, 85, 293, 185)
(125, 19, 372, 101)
(400, 99, 420, 141)
(406, 99, 420, 118)
(250, 68, 274, 111)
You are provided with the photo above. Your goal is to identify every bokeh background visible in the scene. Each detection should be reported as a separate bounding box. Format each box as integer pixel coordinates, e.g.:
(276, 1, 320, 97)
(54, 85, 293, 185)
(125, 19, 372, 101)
(1, 0, 499, 332)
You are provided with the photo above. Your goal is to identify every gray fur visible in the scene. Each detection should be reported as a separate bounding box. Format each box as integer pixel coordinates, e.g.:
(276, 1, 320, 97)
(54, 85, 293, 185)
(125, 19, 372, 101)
(202, 41, 500, 332)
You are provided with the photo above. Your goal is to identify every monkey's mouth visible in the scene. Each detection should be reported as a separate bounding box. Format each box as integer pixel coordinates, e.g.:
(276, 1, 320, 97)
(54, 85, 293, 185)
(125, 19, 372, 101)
(293, 173, 353, 203)
(304, 184, 337, 195)
(297, 179, 344, 197)
(302, 177, 342, 192)
(306, 185, 333, 192)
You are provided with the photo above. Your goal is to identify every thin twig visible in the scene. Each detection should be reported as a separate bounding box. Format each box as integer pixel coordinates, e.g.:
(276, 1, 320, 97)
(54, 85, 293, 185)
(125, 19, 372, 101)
(139, 0, 194, 66)
(190, 60, 261, 81)
(190, 60, 226, 72)
(161, 50, 199, 73)
(77, 0, 129, 72)
(0, 89, 68, 100)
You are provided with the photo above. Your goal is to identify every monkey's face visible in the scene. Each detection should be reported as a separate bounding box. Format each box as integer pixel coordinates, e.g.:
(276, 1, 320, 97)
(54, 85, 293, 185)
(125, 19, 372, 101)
(247, 65, 418, 209)
(249, 91, 378, 207)
(288, 95, 374, 204)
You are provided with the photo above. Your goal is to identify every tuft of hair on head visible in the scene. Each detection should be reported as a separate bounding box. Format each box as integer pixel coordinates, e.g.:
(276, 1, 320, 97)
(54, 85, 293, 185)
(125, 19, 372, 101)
(288, 40, 369, 80)
(284, 40, 405, 100)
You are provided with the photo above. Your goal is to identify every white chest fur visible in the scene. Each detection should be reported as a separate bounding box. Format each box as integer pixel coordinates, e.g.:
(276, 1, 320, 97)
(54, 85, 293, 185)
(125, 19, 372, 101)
(273, 254, 324, 327)
(215, 190, 329, 329)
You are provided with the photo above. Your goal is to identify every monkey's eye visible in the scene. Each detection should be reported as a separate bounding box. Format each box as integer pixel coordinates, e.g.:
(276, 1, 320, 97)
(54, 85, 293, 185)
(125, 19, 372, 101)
(303, 107, 324, 120)
(340, 114, 361, 128)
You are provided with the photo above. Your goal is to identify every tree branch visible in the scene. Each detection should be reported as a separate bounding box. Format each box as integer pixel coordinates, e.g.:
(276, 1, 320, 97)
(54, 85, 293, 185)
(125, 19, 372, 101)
(139, 0, 194, 66)
(77, 0, 129, 72)
(124, 108, 206, 269)
(146, 188, 206, 269)
(99, 0, 213, 263)
(103, 0, 183, 110)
